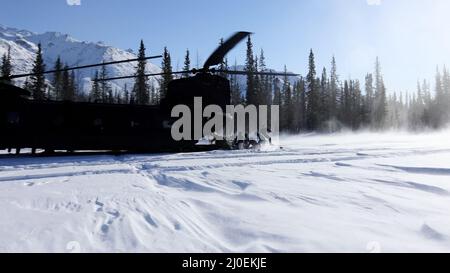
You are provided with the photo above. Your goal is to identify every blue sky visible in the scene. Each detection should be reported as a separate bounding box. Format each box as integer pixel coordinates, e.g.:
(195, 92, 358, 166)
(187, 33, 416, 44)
(1, 0, 450, 93)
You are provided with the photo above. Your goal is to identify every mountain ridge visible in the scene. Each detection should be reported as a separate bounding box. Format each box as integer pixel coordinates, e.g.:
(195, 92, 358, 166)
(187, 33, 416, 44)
(0, 24, 161, 94)
(1, 25, 299, 97)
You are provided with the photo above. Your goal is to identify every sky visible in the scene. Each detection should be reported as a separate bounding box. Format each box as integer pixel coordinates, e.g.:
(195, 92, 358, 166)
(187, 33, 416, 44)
(1, 0, 450, 93)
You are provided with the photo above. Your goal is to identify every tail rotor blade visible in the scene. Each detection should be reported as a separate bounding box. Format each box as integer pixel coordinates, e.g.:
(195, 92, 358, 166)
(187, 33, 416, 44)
(95, 70, 190, 82)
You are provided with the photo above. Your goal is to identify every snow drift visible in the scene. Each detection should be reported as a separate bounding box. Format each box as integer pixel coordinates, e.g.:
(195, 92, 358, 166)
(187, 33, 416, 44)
(1, 131, 450, 252)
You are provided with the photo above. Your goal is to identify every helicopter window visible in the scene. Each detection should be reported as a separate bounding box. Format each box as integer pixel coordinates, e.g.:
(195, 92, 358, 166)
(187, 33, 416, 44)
(7, 112, 20, 125)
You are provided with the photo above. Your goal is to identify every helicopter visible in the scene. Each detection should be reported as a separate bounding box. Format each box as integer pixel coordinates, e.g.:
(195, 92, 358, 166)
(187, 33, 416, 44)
(0, 32, 298, 155)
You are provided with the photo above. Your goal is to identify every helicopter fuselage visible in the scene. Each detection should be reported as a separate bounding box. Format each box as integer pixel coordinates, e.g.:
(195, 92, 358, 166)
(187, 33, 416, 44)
(0, 74, 231, 153)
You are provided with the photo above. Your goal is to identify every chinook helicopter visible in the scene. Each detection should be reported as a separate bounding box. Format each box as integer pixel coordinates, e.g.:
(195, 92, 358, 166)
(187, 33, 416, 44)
(0, 32, 298, 155)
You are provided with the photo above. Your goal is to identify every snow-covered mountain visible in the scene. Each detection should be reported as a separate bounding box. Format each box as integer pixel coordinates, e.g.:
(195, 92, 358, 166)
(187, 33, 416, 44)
(1, 24, 300, 97)
(0, 25, 161, 94)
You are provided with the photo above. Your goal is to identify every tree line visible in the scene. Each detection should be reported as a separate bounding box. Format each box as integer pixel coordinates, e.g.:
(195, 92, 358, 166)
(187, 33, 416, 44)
(2, 38, 450, 132)
(238, 36, 450, 132)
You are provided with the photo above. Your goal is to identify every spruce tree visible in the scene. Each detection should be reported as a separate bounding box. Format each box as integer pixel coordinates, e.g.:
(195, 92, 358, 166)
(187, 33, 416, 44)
(61, 66, 70, 100)
(341, 80, 351, 127)
(61, 65, 75, 101)
(30, 43, 46, 100)
(182, 49, 191, 78)
(442, 66, 450, 121)
(433, 67, 446, 126)
(123, 83, 130, 104)
(306, 49, 319, 130)
(160, 47, 173, 99)
(320, 67, 330, 125)
(253, 55, 261, 105)
(91, 71, 101, 102)
(300, 77, 307, 131)
(364, 73, 374, 124)
(352, 80, 363, 129)
(245, 35, 256, 105)
(52, 56, 63, 100)
(373, 57, 387, 129)
(282, 66, 293, 132)
(1, 46, 12, 83)
(69, 70, 77, 101)
(99, 64, 111, 103)
(329, 56, 339, 119)
(230, 59, 242, 105)
(133, 40, 150, 105)
(258, 49, 271, 106)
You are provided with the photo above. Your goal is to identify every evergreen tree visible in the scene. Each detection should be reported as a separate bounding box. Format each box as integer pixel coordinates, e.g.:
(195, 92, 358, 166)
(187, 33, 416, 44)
(52, 56, 63, 100)
(70, 70, 77, 100)
(114, 89, 122, 104)
(133, 40, 150, 105)
(432, 67, 446, 127)
(182, 49, 191, 78)
(1, 46, 12, 83)
(90, 71, 101, 102)
(99, 64, 112, 103)
(297, 77, 307, 131)
(258, 49, 271, 106)
(253, 55, 261, 105)
(30, 43, 46, 100)
(123, 83, 130, 104)
(245, 35, 256, 105)
(306, 49, 319, 130)
(442, 66, 450, 121)
(230, 59, 242, 105)
(329, 56, 339, 120)
(351, 80, 363, 129)
(373, 57, 387, 129)
(281, 66, 293, 131)
(364, 73, 374, 124)
(61, 65, 76, 101)
(319, 67, 330, 125)
(61, 65, 71, 100)
(160, 47, 173, 99)
(341, 80, 351, 126)
(150, 83, 158, 104)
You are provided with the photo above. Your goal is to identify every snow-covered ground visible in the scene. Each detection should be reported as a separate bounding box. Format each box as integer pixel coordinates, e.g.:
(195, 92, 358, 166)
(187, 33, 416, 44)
(1, 131, 450, 253)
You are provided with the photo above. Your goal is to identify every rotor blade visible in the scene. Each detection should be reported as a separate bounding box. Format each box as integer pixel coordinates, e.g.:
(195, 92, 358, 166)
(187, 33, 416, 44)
(3, 55, 163, 80)
(203, 31, 251, 70)
(96, 68, 300, 82)
(216, 70, 300, 77)
(95, 70, 190, 82)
